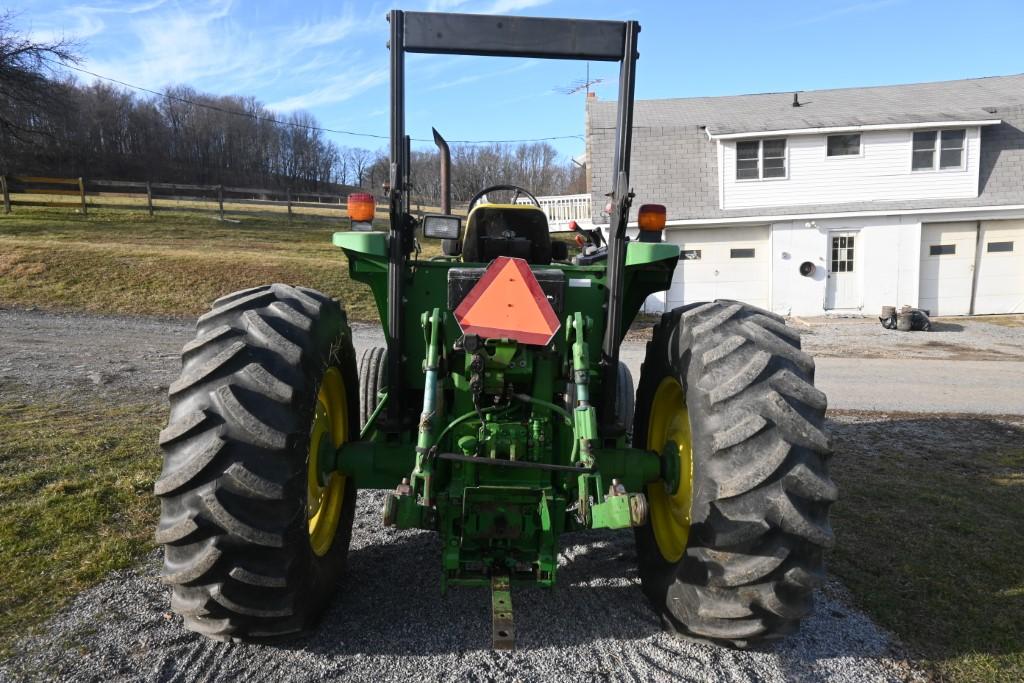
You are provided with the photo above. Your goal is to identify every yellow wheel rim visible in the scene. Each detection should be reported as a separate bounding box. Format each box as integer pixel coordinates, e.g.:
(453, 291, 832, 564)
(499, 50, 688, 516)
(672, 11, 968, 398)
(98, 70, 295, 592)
(646, 376, 694, 563)
(307, 366, 348, 557)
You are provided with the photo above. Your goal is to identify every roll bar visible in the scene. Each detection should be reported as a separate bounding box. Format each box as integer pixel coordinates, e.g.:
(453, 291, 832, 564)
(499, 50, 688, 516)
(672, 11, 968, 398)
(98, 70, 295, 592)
(385, 10, 639, 429)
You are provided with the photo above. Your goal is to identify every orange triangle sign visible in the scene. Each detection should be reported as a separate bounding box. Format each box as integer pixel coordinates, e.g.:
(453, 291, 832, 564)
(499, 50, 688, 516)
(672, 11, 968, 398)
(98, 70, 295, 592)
(453, 257, 561, 346)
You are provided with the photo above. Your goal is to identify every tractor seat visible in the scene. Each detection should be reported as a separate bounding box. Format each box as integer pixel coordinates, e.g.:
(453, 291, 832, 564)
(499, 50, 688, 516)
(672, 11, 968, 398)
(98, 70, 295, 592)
(461, 205, 551, 265)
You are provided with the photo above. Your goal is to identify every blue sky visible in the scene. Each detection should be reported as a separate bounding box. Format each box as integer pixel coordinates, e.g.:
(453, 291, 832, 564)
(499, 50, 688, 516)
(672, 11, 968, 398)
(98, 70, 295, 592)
(18, 0, 1024, 160)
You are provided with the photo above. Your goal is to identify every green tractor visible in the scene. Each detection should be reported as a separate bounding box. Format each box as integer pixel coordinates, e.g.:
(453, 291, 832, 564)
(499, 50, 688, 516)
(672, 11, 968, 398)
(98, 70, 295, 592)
(155, 10, 834, 649)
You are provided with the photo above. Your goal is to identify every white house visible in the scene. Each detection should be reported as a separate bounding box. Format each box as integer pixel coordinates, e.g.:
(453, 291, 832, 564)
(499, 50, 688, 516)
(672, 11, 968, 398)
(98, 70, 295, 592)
(586, 75, 1024, 316)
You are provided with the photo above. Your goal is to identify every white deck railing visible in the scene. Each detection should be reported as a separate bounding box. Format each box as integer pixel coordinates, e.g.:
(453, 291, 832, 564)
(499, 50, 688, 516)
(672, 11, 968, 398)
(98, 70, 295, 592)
(518, 193, 593, 230)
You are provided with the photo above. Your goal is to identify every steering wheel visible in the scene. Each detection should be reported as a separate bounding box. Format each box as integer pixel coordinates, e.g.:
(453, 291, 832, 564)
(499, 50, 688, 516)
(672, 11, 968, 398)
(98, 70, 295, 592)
(468, 184, 541, 211)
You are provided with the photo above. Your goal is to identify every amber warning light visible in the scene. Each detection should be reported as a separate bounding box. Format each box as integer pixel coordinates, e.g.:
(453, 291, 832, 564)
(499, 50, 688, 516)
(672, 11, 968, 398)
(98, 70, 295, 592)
(453, 256, 561, 346)
(347, 193, 376, 229)
(638, 204, 666, 231)
(637, 203, 666, 243)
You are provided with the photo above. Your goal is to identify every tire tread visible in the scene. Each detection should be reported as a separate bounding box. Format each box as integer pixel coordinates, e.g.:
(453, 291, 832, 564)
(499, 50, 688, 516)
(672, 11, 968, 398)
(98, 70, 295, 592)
(634, 299, 835, 647)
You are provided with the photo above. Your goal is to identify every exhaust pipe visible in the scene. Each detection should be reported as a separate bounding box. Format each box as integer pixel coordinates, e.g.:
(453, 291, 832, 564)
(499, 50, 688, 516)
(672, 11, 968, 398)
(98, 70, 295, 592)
(433, 127, 459, 256)
(432, 127, 451, 214)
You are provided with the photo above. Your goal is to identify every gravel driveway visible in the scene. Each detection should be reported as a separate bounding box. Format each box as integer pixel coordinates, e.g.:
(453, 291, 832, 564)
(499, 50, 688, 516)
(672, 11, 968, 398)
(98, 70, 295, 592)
(4, 308, 1021, 414)
(0, 307, 957, 681)
(795, 315, 1024, 361)
(0, 485, 920, 683)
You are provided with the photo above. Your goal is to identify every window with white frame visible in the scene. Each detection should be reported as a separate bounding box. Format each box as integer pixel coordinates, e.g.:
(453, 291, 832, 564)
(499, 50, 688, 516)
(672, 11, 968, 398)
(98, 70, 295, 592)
(736, 138, 787, 179)
(912, 129, 965, 171)
(827, 134, 860, 156)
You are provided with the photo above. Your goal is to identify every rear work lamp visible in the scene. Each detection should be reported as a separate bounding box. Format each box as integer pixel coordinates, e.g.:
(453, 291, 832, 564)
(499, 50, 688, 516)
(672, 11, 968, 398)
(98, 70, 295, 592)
(422, 213, 462, 240)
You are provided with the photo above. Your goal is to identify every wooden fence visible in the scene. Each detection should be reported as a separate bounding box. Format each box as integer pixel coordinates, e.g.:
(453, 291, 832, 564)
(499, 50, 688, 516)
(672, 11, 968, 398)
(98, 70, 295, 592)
(0, 174, 361, 222)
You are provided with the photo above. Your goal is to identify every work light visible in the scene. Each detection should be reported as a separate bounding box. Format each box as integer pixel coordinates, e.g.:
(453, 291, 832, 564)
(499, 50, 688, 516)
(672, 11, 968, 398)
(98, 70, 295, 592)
(422, 213, 461, 239)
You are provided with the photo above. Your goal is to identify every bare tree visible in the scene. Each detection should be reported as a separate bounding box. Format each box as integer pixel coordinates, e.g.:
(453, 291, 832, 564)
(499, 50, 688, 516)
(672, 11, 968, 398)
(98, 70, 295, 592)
(347, 147, 374, 188)
(0, 11, 79, 143)
(1, 15, 581, 197)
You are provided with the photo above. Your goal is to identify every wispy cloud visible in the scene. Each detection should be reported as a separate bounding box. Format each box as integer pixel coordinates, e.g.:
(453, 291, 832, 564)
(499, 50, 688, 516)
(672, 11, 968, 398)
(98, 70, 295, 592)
(424, 0, 551, 14)
(425, 0, 473, 10)
(483, 0, 551, 13)
(25, 0, 159, 43)
(84, 0, 243, 88)
(267, 64, 389, 111)
(795, 0, 904, 27)
(420, 59, 539, 92)
(281, 7, 378, 48)
(29, 0, 570, 144)
(77, 0, 389, 106)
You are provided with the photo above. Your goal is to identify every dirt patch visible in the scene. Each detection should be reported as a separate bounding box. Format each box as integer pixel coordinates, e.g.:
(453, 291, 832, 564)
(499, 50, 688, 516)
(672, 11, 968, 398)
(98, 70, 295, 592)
(623, 320, 656, 342)
(919, 339, 1019, 361)
(796, 316, 1024, 361)
(0, 251, 46, 278)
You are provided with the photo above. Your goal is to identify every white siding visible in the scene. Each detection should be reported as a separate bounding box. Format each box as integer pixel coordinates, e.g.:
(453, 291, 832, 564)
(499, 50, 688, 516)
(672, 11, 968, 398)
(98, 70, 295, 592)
(664, 226, 770, 310)
(720, 128, 981, 210)
(769, 217, 921, 317)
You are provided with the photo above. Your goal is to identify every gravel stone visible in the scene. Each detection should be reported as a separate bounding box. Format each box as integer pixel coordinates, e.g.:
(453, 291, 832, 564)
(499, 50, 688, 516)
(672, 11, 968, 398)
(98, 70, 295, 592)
(0, 489, 924, 682)
(0, 307, 383, 404)
(794, 316, 1024, 361)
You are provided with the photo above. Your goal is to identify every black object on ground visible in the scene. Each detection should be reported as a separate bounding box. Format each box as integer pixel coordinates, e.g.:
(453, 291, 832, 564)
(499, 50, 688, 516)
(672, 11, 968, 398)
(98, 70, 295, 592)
(879, 306, 931, 332)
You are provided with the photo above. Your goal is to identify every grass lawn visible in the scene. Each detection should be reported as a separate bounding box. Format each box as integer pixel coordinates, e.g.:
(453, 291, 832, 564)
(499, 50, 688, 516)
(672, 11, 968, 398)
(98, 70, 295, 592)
(0, 206, 397, 320)
(0, 400, 161, 657)
(828, 411, 1024, 682)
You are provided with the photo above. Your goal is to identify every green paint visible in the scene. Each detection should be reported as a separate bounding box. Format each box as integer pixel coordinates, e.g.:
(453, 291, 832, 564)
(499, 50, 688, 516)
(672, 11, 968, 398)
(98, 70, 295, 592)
(625, 240, 680, 267)
(332, 230, 388, 257)
(329, 212, 678, 591)
(590, 493, 634, 530)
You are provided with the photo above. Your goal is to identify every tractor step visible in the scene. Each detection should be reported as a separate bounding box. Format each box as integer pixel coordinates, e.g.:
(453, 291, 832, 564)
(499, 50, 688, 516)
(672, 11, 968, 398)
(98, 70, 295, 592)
(490, 574, 515, 650)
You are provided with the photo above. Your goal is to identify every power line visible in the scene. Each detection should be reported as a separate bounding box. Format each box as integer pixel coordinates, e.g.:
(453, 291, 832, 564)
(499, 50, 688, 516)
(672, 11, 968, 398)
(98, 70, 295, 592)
(45, 58, 585, 146)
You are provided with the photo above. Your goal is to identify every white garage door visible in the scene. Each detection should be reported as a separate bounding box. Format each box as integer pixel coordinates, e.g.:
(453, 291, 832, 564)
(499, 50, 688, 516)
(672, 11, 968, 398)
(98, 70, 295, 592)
(975, 220, 1024, 314)
(666, 226, 769, 310)
(919, 222, 977, 316)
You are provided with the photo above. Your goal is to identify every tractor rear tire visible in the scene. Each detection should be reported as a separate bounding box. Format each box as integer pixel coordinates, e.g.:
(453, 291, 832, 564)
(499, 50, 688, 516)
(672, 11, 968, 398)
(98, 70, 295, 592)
(155, 283, 359, 641)
(632, 300, 835, 647)
(357, 346, 387, 429)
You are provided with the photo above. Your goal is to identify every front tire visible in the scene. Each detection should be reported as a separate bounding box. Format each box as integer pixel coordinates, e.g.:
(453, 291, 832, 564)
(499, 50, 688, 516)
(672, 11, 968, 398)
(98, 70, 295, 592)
(633, 300, 835, 647)
(155, 283, 359, 641)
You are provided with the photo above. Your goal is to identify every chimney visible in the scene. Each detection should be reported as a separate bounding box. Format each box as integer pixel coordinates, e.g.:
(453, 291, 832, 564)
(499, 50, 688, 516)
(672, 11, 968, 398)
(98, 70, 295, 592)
(792, 92, 801, 107)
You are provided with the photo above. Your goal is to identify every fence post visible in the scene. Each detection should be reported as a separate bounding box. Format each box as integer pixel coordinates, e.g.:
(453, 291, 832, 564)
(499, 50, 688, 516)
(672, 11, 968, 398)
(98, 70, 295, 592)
(78, 177, 87, 215)
(146, 181, 154, 217)
(1, 176, 10, 214)
(286, 187, 292, 223)
(218, 185, 224, 221)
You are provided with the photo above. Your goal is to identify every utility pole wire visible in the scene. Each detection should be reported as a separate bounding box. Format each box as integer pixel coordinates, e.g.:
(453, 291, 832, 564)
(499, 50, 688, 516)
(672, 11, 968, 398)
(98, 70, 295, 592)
(45, 57, 585, 145)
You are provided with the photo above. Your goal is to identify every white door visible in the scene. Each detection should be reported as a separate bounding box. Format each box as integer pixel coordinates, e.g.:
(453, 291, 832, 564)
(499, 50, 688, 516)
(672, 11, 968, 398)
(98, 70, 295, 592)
(825, 231, 860, 309)
(919, 222, 978, 316)
(975, 220, 1024, 314)
(666, 226, 770, 310)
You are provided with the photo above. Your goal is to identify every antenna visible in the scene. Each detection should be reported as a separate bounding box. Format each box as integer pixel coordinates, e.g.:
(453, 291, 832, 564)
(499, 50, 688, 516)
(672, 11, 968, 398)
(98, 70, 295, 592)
(554, 62, 605, 96)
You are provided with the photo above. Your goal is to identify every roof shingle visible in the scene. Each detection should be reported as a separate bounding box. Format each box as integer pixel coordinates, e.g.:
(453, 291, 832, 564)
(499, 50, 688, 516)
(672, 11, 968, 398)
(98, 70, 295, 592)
(586, 74, 1024, 221)
(588, 73, 1024, 134)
